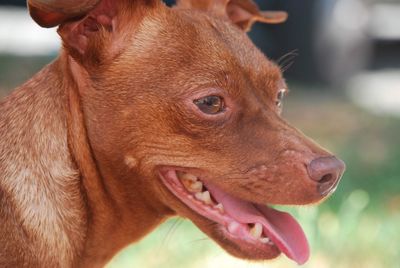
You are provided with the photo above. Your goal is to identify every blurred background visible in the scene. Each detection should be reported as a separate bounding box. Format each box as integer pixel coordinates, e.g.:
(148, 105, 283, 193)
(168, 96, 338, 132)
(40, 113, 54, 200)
(0, 0, 399, 267)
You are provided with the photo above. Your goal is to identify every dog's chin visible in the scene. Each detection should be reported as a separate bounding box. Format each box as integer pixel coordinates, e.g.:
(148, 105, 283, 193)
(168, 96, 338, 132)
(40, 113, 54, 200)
(158, 167, 310, 265)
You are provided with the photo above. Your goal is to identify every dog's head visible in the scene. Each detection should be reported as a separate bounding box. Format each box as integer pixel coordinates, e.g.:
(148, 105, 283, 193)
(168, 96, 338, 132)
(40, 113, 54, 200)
(29, 0, 345, 264)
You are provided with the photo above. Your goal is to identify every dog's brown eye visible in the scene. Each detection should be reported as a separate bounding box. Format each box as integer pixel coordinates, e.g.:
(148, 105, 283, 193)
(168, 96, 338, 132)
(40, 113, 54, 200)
(194, 95, 225, 115)
(276, 89, 286, 108)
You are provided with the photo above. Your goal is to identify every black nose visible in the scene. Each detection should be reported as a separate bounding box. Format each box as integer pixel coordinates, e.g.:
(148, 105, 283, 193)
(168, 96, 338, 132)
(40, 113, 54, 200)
(307, 156, 345, 196)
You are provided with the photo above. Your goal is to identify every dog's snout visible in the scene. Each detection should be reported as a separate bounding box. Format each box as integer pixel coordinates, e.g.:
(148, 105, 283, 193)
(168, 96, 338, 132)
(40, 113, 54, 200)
(307, 156, 345, 196)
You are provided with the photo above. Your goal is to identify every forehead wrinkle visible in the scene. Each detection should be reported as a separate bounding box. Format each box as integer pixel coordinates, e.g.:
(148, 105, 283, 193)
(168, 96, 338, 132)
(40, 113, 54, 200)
(208, 20, 284, 96)
(123, 9, 282, 97)
(193, 14, 282, 92)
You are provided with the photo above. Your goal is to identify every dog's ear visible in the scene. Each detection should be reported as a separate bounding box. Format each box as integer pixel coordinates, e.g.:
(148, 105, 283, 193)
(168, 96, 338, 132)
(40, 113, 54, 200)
(27, 0, 101, 28)
(28, 0, 161, 60)
(176, 0, 287, 32)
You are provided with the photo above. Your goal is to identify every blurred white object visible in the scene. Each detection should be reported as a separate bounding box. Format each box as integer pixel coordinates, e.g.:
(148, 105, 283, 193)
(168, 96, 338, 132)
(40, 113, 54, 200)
(0, 7, 60, 55)
(313, 0, 400, 86)
(369, 3, 400, 40)
(348, 70, 400, 117)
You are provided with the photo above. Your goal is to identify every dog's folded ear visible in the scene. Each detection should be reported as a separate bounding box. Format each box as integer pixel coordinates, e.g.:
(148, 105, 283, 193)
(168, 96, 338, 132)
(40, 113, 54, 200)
(177, 0, 287, 32)
(28, 0, 161, 60)
(27, 0, 101, 28)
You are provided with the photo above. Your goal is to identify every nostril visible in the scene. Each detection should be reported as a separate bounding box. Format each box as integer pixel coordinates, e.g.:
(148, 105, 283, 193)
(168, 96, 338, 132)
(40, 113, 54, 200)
(319, 173, 334, 184)
(307, 156, 345, 195)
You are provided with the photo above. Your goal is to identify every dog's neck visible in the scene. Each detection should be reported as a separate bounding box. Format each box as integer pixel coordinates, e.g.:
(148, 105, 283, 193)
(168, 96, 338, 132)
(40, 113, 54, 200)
(60, 55, 169, 266)
(0, 57, 168, 267)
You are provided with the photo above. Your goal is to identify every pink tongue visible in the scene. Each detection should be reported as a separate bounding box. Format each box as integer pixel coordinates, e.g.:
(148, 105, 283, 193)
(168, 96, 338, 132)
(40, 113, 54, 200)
(206, 183, 310, 265)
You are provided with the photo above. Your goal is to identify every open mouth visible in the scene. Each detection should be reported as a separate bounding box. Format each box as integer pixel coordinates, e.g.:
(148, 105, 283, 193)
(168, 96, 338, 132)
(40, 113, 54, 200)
(159, 169, 310, 265)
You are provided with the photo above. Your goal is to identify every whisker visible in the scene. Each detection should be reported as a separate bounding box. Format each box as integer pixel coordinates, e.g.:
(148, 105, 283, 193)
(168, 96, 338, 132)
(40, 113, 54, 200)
(186, 237, 211, 244)
(281, 60, 295, 73)
(158, 218, 184, 253)
(277, 49, 299, 65)
(277, 49, 299, 73)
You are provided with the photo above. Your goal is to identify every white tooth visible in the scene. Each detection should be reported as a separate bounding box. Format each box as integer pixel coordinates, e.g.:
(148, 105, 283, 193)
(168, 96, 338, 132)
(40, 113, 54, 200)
(260, 237, 270, 244)
(215, 203, 224, 213)
(249, 223, 263, 239)
(180, 172, 198, 182)
(228, 222, 240, 234)
(188, 181, 203, 193)
(195, 191, 213, 205)
(203, 191, 212, 204)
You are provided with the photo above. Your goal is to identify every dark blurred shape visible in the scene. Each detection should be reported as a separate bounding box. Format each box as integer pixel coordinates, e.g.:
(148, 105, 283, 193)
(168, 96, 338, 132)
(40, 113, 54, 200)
(253, 0, 400, 86)
(372, 41, 400, 69)
(250, 0, 370, 86)
(0, 0, 25, 6)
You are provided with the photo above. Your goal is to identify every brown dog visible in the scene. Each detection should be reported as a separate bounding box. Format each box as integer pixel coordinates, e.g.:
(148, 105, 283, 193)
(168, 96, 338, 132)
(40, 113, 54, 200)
(0, 0, 345, 267)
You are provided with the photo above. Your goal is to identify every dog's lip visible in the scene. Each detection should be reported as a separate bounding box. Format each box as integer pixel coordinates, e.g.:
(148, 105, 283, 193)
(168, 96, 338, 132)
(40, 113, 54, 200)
(158, 167, 310, 265)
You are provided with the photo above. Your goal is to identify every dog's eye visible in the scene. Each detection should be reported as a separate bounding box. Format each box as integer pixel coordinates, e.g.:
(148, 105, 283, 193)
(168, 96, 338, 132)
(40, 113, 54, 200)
(276, 89, 287, 108)
(194, 95, 225, 115)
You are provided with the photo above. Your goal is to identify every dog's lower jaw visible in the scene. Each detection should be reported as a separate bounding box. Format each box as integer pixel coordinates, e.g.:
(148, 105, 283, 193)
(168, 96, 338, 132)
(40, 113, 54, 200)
(159, 168, 311, 265)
